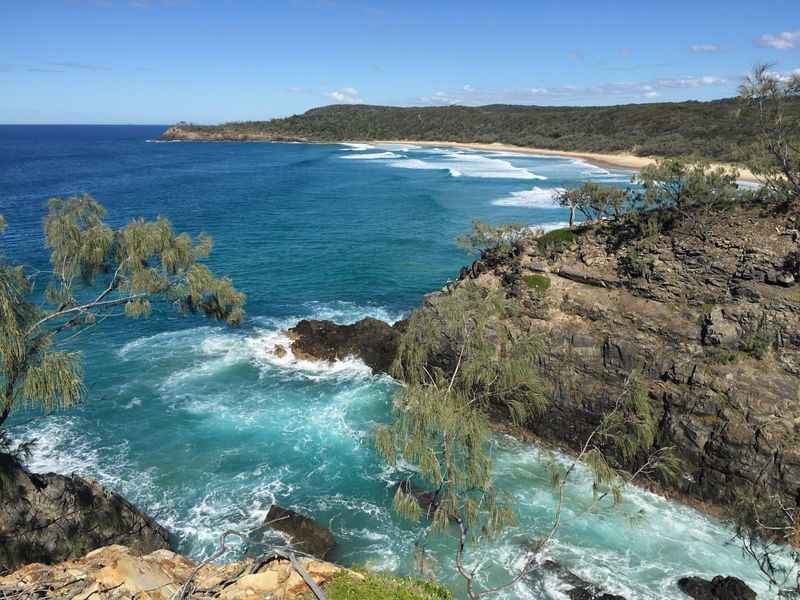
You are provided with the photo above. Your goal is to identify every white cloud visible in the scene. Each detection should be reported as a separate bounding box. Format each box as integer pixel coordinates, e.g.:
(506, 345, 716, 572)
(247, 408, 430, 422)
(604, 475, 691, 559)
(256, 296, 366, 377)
(757, 30, 800, 50)
(690, 43, 720, 53)
(325, 87, 362, 103)
(420, 91, 462, 105)
(416, 74, 728, 106)
(463, 84, 477, 93)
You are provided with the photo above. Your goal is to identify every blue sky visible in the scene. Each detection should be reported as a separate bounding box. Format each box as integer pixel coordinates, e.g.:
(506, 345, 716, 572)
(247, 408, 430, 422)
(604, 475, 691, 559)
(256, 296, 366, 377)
(2, 0, 799, 124)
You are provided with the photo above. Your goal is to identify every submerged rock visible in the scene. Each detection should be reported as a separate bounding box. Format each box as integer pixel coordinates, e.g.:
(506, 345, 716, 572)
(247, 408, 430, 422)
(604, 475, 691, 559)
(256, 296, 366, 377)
(540, 560, 626, 599)
(0, 453, 170, 573)
(264, 505, 336, 560)
(677, 575, 757, 599)
(287, 316, 404, 374)
(0, 544, 346, 599)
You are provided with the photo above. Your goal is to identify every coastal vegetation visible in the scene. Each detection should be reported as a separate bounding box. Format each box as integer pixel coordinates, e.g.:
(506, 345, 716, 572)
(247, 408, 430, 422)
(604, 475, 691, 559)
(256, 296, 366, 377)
(376, 281, 679, 598)
(368, 65, 800, 598)
(164, 95, 800, 164)
(315, 569, 453, 600)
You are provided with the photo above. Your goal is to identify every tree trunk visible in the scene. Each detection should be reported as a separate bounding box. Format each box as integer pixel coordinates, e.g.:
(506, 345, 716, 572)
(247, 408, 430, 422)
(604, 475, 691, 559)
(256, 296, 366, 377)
(0, 384, 14, 428)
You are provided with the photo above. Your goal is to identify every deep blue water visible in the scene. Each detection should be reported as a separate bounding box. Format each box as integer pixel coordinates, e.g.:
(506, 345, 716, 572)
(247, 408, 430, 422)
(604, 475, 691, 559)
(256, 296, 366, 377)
(0, 126, 769, 599)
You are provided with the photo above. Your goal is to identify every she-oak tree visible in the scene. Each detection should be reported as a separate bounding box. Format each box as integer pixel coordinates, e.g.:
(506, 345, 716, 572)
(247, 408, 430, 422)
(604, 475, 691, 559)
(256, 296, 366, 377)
(0, 193, 245, 430)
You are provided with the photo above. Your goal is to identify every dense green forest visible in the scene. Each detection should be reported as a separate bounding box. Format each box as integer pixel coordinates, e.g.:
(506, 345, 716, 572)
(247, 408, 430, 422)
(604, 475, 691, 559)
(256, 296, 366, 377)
(167, 97, 800, 163)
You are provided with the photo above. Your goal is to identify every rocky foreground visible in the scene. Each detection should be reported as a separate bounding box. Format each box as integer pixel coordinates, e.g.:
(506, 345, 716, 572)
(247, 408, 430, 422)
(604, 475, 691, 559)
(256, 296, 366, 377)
(287, 202, 800, 512)
(0, 545, 345, 600)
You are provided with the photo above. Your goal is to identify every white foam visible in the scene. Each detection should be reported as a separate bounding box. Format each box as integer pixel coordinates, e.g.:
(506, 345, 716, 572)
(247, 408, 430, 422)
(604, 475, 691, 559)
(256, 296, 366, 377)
(539, 221, 571, 232)
(340, 152, 401, 160)
(121, 301, 405, 388)
(382, 149, 547, 180)
(340, 143, 375, 151)
(493, 186, 564, 207)
(371, 143, 421, 151)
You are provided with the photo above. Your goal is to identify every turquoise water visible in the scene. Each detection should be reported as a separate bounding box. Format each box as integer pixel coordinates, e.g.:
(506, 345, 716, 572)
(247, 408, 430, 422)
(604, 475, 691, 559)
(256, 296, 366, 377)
(0, 126, 768, 599)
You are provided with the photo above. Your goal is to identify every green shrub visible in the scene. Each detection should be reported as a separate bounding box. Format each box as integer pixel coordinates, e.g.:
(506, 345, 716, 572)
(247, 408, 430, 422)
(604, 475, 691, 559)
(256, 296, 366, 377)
(740, 335, 772, 360)
(314, 570, 454, 600)
(707, 348, 738, 365)
(536, 228, 576, 254)
(524, 274, 551, 293)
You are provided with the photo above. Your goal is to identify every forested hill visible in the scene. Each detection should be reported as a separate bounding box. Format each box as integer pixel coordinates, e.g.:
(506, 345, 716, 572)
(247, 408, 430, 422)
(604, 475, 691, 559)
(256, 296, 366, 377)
(162, 98, 800, 163)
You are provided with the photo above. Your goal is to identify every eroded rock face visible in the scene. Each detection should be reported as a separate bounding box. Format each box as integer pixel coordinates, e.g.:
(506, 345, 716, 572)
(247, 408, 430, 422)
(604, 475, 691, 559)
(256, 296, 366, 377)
(289, 204, 800, 516)
(0, 454, 171, 573)
(287, 317, 404, 374)
(0, 544, 346, 600)
(264, 505, 336, 560)
(431, 205, 800, 513)
(677, 575, 757, 600)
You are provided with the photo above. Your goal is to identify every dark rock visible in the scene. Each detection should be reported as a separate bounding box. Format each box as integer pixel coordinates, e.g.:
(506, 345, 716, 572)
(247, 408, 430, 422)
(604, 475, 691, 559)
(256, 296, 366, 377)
(766, 270, 796, 287)
(677, 575, 757, 600)
(287, 317, 404, 374)
(702, 308, 739, 348)
(0, 453, 171, 573)
(264, 504, 336, 560)
(397, 480, 440, 518)
(541, 560, 626, 600)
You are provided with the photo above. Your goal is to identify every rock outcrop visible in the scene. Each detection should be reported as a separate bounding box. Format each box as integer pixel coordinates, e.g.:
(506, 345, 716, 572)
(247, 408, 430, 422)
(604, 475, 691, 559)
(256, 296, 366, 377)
(263, 505, 336, 560)
(161, 126, 307, 143)
(0, 544, 347, 599)
(539, 560, 626, 599)
(0, 453, 171, 573)
(287, 203, 800, 513)
(287, 317, 404, 374)
(677, 575, 757, 599)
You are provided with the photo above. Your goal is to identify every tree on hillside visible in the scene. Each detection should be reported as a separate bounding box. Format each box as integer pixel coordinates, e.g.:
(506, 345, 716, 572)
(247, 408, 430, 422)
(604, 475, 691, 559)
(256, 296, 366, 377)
(555, 182, 630, 226)
(456, 220, 538, 259)
(739, 64, 800, 203)
(636, 158, 740, 219)
(376, 281, 680, 599)
(0, 194, 245, 431)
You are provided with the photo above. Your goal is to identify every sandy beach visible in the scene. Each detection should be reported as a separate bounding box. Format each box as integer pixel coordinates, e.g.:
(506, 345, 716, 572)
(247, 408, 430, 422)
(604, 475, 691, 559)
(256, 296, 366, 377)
(370, 139, 760, 183)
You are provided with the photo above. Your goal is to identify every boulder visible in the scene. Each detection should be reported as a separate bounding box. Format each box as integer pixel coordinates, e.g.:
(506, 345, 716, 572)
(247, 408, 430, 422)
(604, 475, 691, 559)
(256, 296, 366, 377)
(287, 317, 404, 374)
(702, 308, 739, 348)
(264, 505, 336, 560)
(0, 453, 171, 573)
(540, 560, 626, 600)
(677, 575, 757, 599)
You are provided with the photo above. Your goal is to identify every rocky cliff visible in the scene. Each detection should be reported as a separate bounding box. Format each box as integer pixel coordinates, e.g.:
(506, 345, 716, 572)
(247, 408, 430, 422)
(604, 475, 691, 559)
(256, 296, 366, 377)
(0, 453, 171, 573)
(288, 202, 800, 511)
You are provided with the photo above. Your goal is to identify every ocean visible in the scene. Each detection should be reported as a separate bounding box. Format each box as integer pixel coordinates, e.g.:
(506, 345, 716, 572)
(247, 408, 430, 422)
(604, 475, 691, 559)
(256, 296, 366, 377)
(0, 125, 768, 599)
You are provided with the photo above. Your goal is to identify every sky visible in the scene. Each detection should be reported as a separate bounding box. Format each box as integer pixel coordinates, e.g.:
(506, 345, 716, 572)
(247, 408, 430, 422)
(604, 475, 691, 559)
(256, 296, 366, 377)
(1, 0, 799, 124)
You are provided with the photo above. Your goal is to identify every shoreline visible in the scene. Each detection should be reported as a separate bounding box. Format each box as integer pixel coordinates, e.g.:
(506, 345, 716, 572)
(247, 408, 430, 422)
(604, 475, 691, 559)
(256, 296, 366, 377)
(364, 139, 761, 183)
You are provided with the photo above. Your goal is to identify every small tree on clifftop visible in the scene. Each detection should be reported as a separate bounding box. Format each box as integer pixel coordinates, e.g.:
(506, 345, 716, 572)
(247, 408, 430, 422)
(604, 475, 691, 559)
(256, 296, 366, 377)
(0, 194, 245, 431)
(739, 63, 800, 203)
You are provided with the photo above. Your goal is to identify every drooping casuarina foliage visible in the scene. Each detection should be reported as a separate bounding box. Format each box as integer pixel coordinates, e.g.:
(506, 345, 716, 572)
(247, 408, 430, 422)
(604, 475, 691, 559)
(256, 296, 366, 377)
(0, 194, 245, 429)
(376, 284, 545, 546)
(377, 236, 681, 598)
